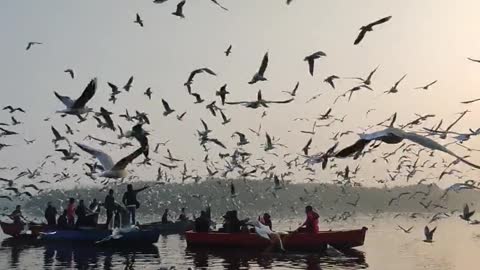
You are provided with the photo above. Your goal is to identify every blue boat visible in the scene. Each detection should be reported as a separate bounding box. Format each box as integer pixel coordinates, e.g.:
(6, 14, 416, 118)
(39, 228, 160, 245)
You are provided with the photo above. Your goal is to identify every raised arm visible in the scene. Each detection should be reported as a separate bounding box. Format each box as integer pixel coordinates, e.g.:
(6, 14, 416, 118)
(135, 185, 150, 193)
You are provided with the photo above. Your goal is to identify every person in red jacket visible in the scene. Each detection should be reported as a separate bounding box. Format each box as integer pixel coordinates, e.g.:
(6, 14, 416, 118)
(296, 205, 319, 233)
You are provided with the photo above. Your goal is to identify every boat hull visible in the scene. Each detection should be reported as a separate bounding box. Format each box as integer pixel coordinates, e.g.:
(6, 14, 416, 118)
(40, 228, 160, 245)
(139, 220, 194, 235)
(1, 222, 45, 238)
(185, 227, 367, 252)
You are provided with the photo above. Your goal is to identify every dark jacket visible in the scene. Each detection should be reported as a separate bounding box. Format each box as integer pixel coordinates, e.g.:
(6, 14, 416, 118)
(104, 195, 115, 211)
(44, 206, 57, 224)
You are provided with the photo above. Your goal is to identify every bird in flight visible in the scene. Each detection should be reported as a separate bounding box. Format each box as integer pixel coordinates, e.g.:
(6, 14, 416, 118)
(26, 41, 42, 50)
(460, 204, 475, 221)
(226, 90, 293, 109)
(354, 16, 392, 45)
(134, 13, 144, 27)
(54, 78, 97, 116)
(384, 74, 407, 94)
(249, 52, 269, 84)
(172, 0, 186, 18)
(324, 75, 339, 89)
(282, 82, 300, 97)
(3, 106, 25, 113)
(162, 99, 175, 116)
(225, 45, 232, 56)
(123, 76, 134, 92)
(75, 143, 145, 178)
(415, 80, 437, 90)
(64, 69, 75, 79)
(423, 226, 436, 243)
(304, 51, 326, 76)
(216, 84, 230, 105)
(335, 126, 480, 169)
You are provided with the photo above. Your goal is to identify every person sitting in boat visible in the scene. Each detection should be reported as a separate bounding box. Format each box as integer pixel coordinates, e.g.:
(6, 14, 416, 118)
(162, 208, 172, 224)
(194, 210, 210, 232)
(258, 213, 272, 230)
(178, 207, 188, 222)
(57, 209, 68, 229)
(295, 205, 319, 233)
(122, 184, 149, 225)
(44, 202, 57, 226)
(104, 189, 116, 229)
(8, 205, 25, 225)
(66, 198, 76, 226)
(220, 210, 248, 233)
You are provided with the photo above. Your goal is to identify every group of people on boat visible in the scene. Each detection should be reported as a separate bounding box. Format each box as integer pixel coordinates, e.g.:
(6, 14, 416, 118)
(193, 205, 319, 234)
(7, 182, 320, 236)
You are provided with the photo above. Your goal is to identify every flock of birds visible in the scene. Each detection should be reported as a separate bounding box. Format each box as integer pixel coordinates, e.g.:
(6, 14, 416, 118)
(3, 0, 480, 246)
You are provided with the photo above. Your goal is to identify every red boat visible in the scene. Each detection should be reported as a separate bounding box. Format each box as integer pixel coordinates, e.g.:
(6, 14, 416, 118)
(185, 227, 367, 251)
(0, 222, 46, 237)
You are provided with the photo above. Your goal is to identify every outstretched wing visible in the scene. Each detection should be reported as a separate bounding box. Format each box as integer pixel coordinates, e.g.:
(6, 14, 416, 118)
(112, 147, 144, 171)
(162, 99, 172, 111)
(258, 52, 269, 76)
(54, 92, 75, 108)
(265, 98, 294, 104)
(354, 29, 367, 45)
(368, 16, 392, 28)
(75, 142, 114, 170)
(335, 139, 370, 158)
(72, 78, 97, 109)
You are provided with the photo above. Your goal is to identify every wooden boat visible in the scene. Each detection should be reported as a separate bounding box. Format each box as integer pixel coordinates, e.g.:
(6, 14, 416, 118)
(0, 222, 45, 238)
(138, 220, 194, 234)
(185, 227, 367, 251)
(39, 228, 160, 245)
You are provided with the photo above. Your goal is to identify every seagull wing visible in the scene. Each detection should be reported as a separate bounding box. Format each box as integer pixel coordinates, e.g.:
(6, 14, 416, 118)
(368, 16, 392, 28)
(354, 29, 367, 45)
(265, 98, 294, 104)
(72, 78, 97, 109)
(112, 147, 144, 171)
(162, 99, 172, 111)
(258, 52, 269, 76)
(307, 58, 315, 76)
(176, 0, 186, 13)
(54, 92, 75, 108)
(335, 139, 370, 158)
(75, 143, 115, 170)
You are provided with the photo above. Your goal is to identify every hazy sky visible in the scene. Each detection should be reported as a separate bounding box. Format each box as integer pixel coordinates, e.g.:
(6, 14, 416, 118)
(1, 0, 480, 189)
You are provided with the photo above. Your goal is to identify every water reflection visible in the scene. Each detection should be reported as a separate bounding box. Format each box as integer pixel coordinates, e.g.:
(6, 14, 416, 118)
(1, 238, 160, 270)
(185, 246, 367, 270)
(1, 237, 367, 269)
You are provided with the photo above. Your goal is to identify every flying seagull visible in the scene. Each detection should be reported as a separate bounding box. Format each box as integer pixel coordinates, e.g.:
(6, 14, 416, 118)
(354, 16, 392, 45)
(75, 143, 145, 178)
(54, 78, 97, 116)
(335, 126, 480, 169)
(461, 98, 480, 104)
(282, 82, 300, 97)
(384, 74, 407, 94)
(144, 88, 152, 100)
(460, 204, 475, 221)
(64, 69, 75, 79)
(123, 76, 134, 92)
(225, 45, 232, 56)
(26, 42, 42, 50)
(302, 138, 313, 155)
(161, 99, 175, 116)
(185, 68, 216, 86)
(324, 75, 339, 89)
(3, 106, 25, 113)
(249, 52, 269, 84)
(134, 13, 144, 27)
(304, 51, 326, 76)
(216, 84, 230, 105)
(226, 90, 293, 109)
(172, 0, 186, 18)
(423, 226, 436, 243)
(415, 80, 437, 90)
